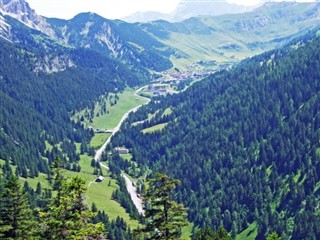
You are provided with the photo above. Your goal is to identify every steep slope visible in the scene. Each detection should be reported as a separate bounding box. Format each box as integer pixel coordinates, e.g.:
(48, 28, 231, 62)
(0, 0, 173, 75)
(0, 0, 55, 36)
(46, 13, 173, 72)
(0, 26, 145, 177)
(0, 0, 171, 178)
(2, 0, 319, 75)
(111, 30, 320, 239)
(141, 2, 320, 70)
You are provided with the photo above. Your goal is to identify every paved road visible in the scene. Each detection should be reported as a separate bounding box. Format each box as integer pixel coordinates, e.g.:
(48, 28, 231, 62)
(94, 87, 150, 162)
(122, 174, 144, 215)
(94, 87, 149, 215)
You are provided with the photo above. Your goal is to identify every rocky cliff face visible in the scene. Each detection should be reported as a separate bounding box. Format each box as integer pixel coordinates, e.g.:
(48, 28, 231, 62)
(0, 0, 75, 73)
(0, 12, 11, 40)
(0, 0, 55, 37)
(0, 1, 172, 75)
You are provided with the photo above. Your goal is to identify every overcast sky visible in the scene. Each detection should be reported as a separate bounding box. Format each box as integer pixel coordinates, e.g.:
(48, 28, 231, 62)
(25, 0, 316, 20)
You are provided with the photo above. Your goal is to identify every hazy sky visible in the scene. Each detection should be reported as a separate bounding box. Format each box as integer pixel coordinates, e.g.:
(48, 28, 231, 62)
(25, 0, 316, 20)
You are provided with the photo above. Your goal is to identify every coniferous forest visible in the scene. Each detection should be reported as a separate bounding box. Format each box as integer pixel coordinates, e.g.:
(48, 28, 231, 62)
(1, 1, 320, 239)
(110, 32, 320, 239)
(0, 37, 146, 177)
(0, 157, 134, 239)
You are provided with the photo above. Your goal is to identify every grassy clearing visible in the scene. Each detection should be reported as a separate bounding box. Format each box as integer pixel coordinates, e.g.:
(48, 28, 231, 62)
(142, 122, 168, 134)
(90, 133, 111, 148)
(266, 165, 272, 179)
(73, 88, 148, 130)
(57, 154, 139, 228)
(22, 172, 51, 190)
(162, 107, 173, 117)
(120, 153, 133, 161)
(148, 110, 160, 121)
(293, 170, 301, 183)
(0, 156, 139, 228)
(236, 221, 258, 240)
(147, 107, 172, 121)
(84, 175, 139, 228)
(164, 32, 247, 70)
(131, 107, 172, 128)
(45, 141, 53, 152)
(0, 159, 51, 190)
(92, 89, 148, 130)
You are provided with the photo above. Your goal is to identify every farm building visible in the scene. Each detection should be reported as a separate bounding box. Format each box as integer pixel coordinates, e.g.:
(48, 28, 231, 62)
(114, 147, 129, 154)
(95, 176, 105, 182)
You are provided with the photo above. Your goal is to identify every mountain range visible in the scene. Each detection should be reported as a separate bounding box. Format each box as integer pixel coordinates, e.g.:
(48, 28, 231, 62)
(1, 0, 319, 74)
(122, 0, 257, 23)
(1, 0, 320, 239)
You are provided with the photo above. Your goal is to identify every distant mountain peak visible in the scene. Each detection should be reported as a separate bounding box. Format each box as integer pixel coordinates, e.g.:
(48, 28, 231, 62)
(0, 0, 55, 37)
(0, 0, 38, 26)
(122, 0, 257, 23)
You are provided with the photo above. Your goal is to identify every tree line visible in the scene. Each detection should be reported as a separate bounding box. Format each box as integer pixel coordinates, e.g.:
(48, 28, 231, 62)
(110, 32, 320, 239)
(0, 35, 148, 178)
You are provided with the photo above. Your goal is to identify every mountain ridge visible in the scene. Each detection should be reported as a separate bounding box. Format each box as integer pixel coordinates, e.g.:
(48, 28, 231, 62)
(0, 0, 56, 37)
(139, 2, 320, 70)
(0, 0, 173, 75)
(1, 0, 319, 74)
(110, 29, 320, 239)
(1, 1, 320, 238)
(122, 0, 257, 23)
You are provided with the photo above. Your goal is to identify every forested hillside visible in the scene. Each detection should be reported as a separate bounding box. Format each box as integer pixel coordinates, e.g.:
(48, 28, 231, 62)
(0, 37, 143, 177)
(1, 1, 320, 238)
(111, 31, 320, 239)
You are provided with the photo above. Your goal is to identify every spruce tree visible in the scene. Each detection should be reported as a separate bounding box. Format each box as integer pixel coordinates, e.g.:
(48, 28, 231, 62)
(138, 173, 188, 240)
(266, 232, 282, 240)
(0, 175, 38, 239)
(194, 226, 233, 240)
(40, 175, 105, 239)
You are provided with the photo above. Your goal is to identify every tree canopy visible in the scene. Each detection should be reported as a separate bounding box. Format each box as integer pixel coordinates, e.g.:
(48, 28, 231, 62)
(137, 173, 188, 240)
(111, 32, 320, 239)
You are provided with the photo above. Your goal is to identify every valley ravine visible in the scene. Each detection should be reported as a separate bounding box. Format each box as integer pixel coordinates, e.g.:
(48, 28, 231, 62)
(94, 87, 149, 215)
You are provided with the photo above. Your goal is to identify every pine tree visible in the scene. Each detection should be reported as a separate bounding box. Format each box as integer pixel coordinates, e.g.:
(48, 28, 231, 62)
(0, 175, 38, 239)
(40, 175, 105, 239)
(194, 227, 215, 240)
(194, 226, 233, 240)
(266, 231, 281, 240)
(138, 173, 188, 240)
(36, 182, 42, 195)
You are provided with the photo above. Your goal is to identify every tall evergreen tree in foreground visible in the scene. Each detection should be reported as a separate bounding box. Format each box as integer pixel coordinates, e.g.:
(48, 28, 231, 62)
(40, 157, 105, 239)
(40, 175, 105, 239)
(0, 174, 37, 239)
(137, 173, 188, 239)
(194, 226, 233, 240)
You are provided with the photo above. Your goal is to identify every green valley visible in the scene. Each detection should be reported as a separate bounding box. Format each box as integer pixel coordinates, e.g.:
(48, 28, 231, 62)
(1, 0, 320, 239)
(110, 29, 320, 239)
